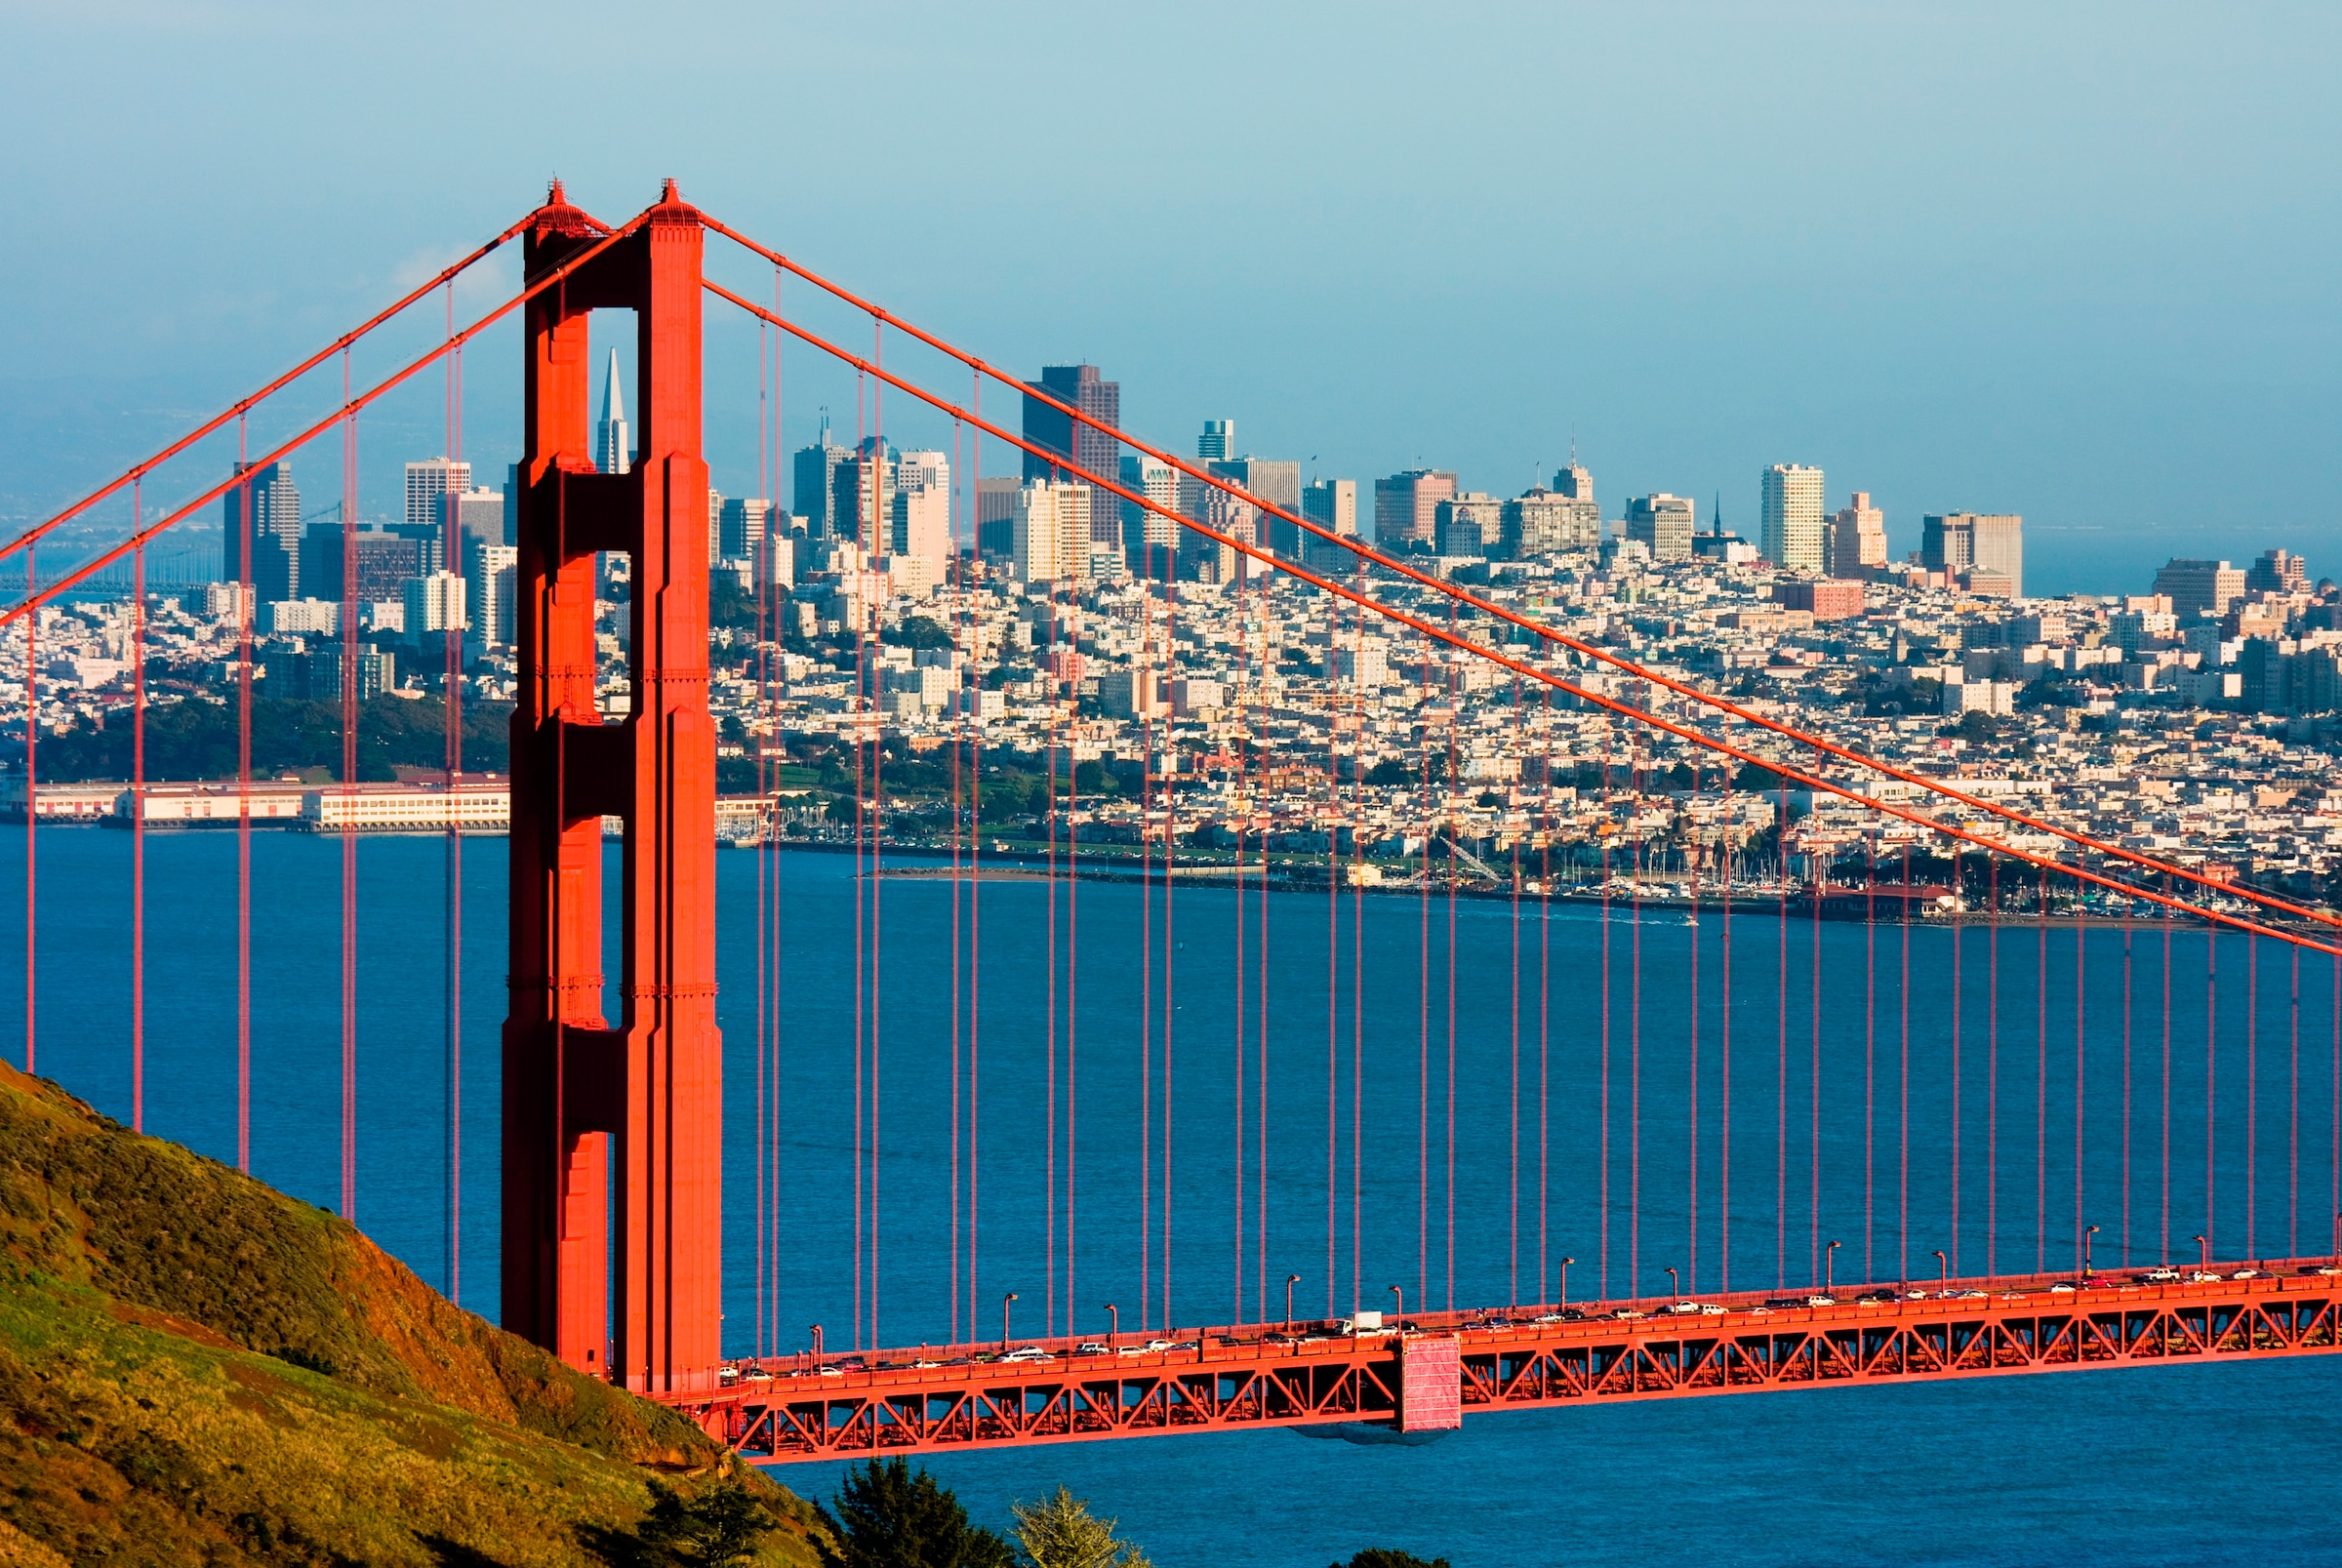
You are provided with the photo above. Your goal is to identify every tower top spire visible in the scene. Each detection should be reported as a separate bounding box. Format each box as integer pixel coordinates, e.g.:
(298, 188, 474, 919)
(599, 347, 626, 425)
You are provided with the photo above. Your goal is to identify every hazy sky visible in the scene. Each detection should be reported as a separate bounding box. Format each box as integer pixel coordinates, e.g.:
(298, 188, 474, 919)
(4, 0, 2337, 594)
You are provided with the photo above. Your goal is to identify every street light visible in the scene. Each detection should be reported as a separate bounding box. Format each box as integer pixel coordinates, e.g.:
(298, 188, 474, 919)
(2083, 1225, 2100, 1278)
(1826, 1240, 1841, 1294)
(1559, 1257, 1575, 1308)
(1664, 1266, 1679, 1304)
(811, 1324, 824, 1371)
(1002, 1292, 1019, 1351)
(2195, 1234, 2209, 1274)
(1389, 1284, 1403, 1325)
(1285, 1273, 1302, 1330)
(1932, 1250, 1948, 1292)
(1104, 1303, 1118, 1347)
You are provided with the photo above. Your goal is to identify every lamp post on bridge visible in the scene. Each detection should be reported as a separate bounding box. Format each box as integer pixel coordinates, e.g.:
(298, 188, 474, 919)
(1664, 1266, 1679, 1304)
(1105, 1304, 1118, 1347)
(1002, 1293, 1018, 1352)
(811, 1324, 823, 1371)
(1559, 1257, 1574, 1309)
(2195, 1234, 2209, 1275)
(1826, 1240, 1840, 1295)
(1389, 1284, 1403, 1327)
(1932, 1251, 1948, 1293)
(2083, 1225, 2100, 1279)
(1285, 1274, 1302, 1331)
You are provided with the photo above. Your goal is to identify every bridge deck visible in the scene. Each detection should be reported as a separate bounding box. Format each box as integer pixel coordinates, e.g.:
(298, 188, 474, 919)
(654, 1260, 2342, 1462)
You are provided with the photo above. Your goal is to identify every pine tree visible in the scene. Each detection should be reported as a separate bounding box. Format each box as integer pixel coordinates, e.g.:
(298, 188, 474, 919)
(1009, 1486, 1151, 1568)
(816, 1458, 1015, 1568)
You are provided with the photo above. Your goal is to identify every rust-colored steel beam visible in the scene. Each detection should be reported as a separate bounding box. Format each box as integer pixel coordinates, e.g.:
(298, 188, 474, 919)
(659, 1263, 2340, 1461)
(504, 181, 720, 1394)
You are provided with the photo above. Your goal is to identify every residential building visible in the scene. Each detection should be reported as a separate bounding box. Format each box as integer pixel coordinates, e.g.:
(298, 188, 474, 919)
(594, 348, 630, 474)
(1827, 492, 1886, 576)
(1011, 480, 1093, 583)
(837, 437, 897, 554)
(403, 572, 466, 636)
(2151, 558, 2246, 620)
(1624, 494, 1696, 562)
(891, 475, 951, 566)
(2246, 548, 2308, 595)
(1776, 578, 1865, 620)
(1121, 453, 1182, 549)
(1922, 513, 2024, 598)
(1022, 365, 1120, 543)
(405, 457, 471, 538)
(222, 460, 303, 604)
(469, 545, 517, 647)
(1760, 464, 1826, 572)
(1374, 469, 1458, 548)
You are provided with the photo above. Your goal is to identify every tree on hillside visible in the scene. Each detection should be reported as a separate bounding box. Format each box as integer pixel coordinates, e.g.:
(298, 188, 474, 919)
(635, 1479, 779, 1566)
(1009, 1486, 1151, 1568)
(816, 1459, 1013, 1568)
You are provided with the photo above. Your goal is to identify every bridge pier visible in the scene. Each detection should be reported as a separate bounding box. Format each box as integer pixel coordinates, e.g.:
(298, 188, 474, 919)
(503, 181, 721, 1393)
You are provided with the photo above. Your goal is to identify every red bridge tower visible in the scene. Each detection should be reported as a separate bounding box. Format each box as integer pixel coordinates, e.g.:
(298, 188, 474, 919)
(502, 182, 721, 1392)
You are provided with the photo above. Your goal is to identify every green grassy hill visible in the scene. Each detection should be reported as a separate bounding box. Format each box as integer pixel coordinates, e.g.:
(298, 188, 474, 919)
(0, 1061, 820, 1566)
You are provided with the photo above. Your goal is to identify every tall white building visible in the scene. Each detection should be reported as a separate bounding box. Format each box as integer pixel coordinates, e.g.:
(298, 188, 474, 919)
(469, 545, 517, 646)
(1011, 480, 1092, 583)
(1121, 453, 1181, 547)
(594, 348, 630, 475)
(1760, 463, 1825, 572)
(404, 571, 467, 636)
(405, 458, 472, 536)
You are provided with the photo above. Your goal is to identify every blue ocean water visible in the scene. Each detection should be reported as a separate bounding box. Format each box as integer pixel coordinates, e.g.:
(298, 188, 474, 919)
(4, 827, 2339, 1566)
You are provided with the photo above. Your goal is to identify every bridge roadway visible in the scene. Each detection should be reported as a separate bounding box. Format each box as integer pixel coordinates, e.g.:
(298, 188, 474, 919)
(657, 1259, 2342, 1462)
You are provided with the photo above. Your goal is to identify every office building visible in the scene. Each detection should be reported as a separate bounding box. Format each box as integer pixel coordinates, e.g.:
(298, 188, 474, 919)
(892, 477, 951, 566)
(1198, 419, 1235, 461)
(2246, 548, 2309, 595)
(1760, 464, 1826, 572)
(1624, 494, 1696, 562)
(2153, 558, 2247, 620)
(792, 423, 853, 539)
(836, 437, 897, 553)
(442, 487, 503, 575)
(1302, 479, 1360, 571)
(1922, 513, 2024, 598)
(1433, 494, 1502, 556)
(1011, 480, 1093, 583)
(1827, 492, 1887, 577)
(403, 572, 466, 637)
(1022, 365, 1120, 543)
(1121, 453, 1182, 549)
(1208, 457, 1303, 553)
(1182, 490, 1254, 583)
(1374, 469, 1459, 548)
(302, 527, 421, 607)
(405, 458, 471, 538)
(720, 498, 773, 560)
(263, 642, 394, 703)
(1501, 486, 1598, 557)
(469, 544, 517, 647)
(594, 348, 630, 475)
(222, 461, 303, 604)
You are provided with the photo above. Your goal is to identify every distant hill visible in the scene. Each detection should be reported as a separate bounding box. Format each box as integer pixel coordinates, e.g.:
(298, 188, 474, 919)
(0, 1060, 818, 1566)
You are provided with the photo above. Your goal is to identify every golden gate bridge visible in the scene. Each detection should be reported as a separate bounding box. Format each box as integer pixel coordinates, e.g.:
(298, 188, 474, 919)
(4, 182, 2336, 1463)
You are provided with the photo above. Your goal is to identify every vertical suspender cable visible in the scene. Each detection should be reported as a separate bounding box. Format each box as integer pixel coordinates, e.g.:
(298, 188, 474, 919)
(1631, 794, 1642, 1301)
(1599, 736, 1611, 1299)
(1989, 856, 1999, 1277)
(2162, 872, 2173, 1265)
(1420, 644, 1432, 1309)
(1865, 838, 1876, 1280)
(2076, 882, 2087, 1270)
(949, 416, 963, 1345)
(131, 495, 146, 1133)
(1720, 733, 1732, 1293)
(868, 327, 884, 1351)
(969, 374, 983, 1343)
(1353, 554, 1367, 1314)
(1070, 652, 1081, 1338)
(1777, 784, 1788, 1291)
(1328, 617, 1342, 1314)
(1137, 548, 1152, 1331)
(1687, 762, 1700, 1294)
(1538, 682, 1551, 1305)
(2287, 943, 2297, 1259)
(340, 363, 358, 1224)
(2038, 864, 2048, 1272)
(2245, 934, 2257, 1260)
(1445, 637, 1458, 1312)
(1810, 815, 1821, 1284)
(1951, 845, 1962, 1274)
(1258, 596, 1271, 1322)
(20, 538, 31, 1077)
(2122, 904, 2133, 1268)
(1900, 847, 1910, 1283)
(444, 283, 464, 1307)
(236, 422, 253, 1173)
(2205, 914, 2217, 1260)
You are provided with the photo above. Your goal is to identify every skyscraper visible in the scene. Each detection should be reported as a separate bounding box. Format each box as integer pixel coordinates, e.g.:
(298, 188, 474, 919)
(1760, 464, 1825, 572)
(1022, 365, 1121, 543)
(2152, 558, 2244, 619)
(1302, 479, 1359, 570)
(1011, 480, 1092, 583)
(469, 544, 517, 646)
(1120, 452, 1181, 548)
(405, 457, 471, 538)
(1198, 420, 1235, 461)
(222, 461, 302, 605)
(1827, 492, 1886, 577)
(1209, 458, 1302, 552)
(1923, 513, 2024, 597)
(838, 437, 897, 554)
(793, 421, 852, 539)
(719, 499, 772, 560)
(594, 348, 630, 475)
(1624, 494, 1696, 561)
(1373, 469, 1459, 548)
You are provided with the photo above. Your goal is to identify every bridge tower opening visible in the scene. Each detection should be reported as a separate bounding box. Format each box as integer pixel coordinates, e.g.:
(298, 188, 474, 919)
(502, 181, 721, 1392)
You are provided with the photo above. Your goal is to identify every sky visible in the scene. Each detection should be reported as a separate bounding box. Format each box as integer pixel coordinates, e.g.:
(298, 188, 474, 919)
(2, 0, 2337, 595)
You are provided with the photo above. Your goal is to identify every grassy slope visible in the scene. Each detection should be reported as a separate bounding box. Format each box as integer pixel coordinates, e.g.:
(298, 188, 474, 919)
(0, 1062, 821, 1567)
